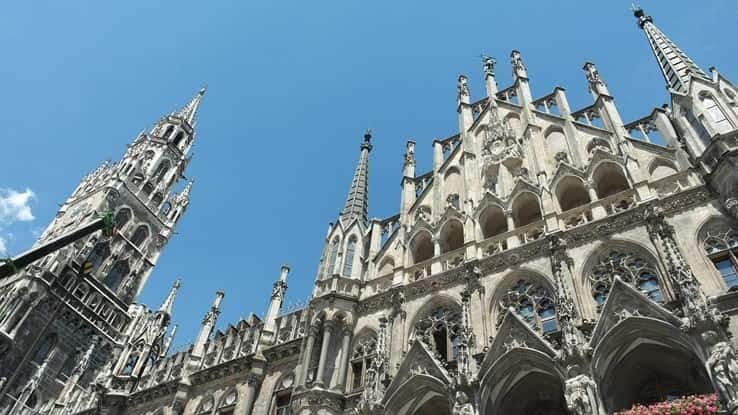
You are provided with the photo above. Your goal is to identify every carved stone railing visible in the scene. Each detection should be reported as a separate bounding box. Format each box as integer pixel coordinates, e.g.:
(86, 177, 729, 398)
(601, 189, 637, 215)
(650, 170, 693, 198)
(440, 245, 466, 271)
(496, 85, 518, 103)
(406, 258, 433, 282)
(514, 221, 546, 244)
(313, 275, 361, 299)
(479, 233, 508, 258)
(532, 92, 558, 115)
(363, 273, 393, 297)
(559, 204, 594, 230)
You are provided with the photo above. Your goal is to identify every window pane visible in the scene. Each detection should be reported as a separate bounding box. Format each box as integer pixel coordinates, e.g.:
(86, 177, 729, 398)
(715, 259, 738, 289)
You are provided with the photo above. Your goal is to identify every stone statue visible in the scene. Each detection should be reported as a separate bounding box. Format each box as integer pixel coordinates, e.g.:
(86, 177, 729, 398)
(704, 331, 738, 409)
(452, 391, 475, 415)
(457, 75, 470, 98)
(565, 373, 602, 415)
(482, 55, 496, 77)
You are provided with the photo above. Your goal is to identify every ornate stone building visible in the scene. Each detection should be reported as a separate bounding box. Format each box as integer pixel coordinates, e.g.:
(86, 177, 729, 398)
(3, 7, 738, 415)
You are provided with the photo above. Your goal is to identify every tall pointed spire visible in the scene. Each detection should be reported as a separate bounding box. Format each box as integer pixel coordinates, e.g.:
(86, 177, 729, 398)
(339, 130, 372, 226)
(158, 279, 181, 315)
(177, 86, 207, 125)
(633, 7, 709, 93)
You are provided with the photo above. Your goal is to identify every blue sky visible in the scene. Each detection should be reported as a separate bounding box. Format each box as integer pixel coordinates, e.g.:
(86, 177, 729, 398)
(2, 1, 736, 347)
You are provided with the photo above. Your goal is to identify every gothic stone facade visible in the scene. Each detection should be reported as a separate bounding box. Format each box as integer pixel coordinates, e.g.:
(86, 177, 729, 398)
(4, 7, 738, 415)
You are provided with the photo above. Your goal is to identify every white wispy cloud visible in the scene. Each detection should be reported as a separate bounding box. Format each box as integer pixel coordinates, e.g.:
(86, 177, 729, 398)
(0, 188, 37, 255)
(0, 188, 36, 223)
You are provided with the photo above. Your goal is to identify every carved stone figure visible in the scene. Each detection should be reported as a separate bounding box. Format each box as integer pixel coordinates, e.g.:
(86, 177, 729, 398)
(452, 391, 475, 415)
(565, 373, 602, 415)
(704, 331, 738, 410)
(482, 55, 496, 77)
(457, 75, 470, 98)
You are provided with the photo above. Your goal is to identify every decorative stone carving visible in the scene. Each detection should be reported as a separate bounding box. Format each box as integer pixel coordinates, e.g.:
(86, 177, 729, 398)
(565, 373, 603, 415)
(452, 391, 476, 415)
(482, 55, 496, 78)
(704, 331, 738, 412)
(457, 75, 470, 99)
(510, 50, 526, 73)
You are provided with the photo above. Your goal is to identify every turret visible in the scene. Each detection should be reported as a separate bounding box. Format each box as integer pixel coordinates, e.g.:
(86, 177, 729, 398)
(482, 55, 498, 97)
(261, 265, 290, 346)
(188, 290, 224, 370)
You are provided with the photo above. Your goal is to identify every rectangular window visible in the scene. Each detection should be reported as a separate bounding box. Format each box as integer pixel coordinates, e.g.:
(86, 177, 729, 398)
(351, 361, 363, 390)
(714, 258, 738, 289)
(275, 392, 292, 415)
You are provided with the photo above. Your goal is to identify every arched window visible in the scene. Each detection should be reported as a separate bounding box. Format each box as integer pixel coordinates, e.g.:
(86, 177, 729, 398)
(682, 109, 711, 145)
(86, 243, 110, 274)
(588, 249, 662, 305)
(350, 337, 377, 391)
(122, 352, 139, 376)
(33, 333, 57, 363)
(342, 237, 357, 277)
(57, 352, 77, 380)
(326, 237, 340, 277)
(153, 160, 171, 182)
(701, 94, 732, 133)
(151, 193, 164, 207)
(592, 163, 630, 198)
(162, 125, 174, 140)
(172, 132, 185, 148)
(105, 261, 130, 292)
(218, 389, 238, 414)
(413, 306, 461, 362)
(498, 279, 558, 333)
(142, 182, 154, 196)
(114, 208, 132, 231)
(703, 226, 738, 290)
(271, 374, 294, 415)
(130, 226, 149, 247)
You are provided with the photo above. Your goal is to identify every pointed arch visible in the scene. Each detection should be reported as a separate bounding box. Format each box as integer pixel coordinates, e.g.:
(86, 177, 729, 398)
(409, 295, 462, 363)
(478, 204, 507, 239)
(510, 191, 542, 227)
(409, 229, 434, 265)
(438, 218, 464, 254)
(582, 241, 666, 307)
(591, 316, 712, 413)
(383, 374, 451, 415)
(591, 161, 630, 198)
(490, 270, 558, 335)
(554, 175, 591, 211)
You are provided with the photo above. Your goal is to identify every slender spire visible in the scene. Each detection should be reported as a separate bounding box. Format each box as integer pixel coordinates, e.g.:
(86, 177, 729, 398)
(633, 7, 709, 93)
(339, 130, 372, 226)
(177, 86, 207, 125)
(158, 279, 181, 315)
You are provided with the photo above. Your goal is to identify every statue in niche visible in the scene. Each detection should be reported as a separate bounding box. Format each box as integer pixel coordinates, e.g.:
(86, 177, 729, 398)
(452, 391, 475, 415)
(457, 75, 469, 98)
(565, 371, 602, 415)
(704, 331, 738, 409)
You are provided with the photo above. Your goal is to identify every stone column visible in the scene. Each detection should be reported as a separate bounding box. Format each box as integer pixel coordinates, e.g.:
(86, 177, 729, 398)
(297, 325, 319, 386)
(242, 375, 259, 415)
(314, 321, 334, 387)
(505, 210, 519, 248)
(586, 182, 607, 219)
(336, 326, 353, 390)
